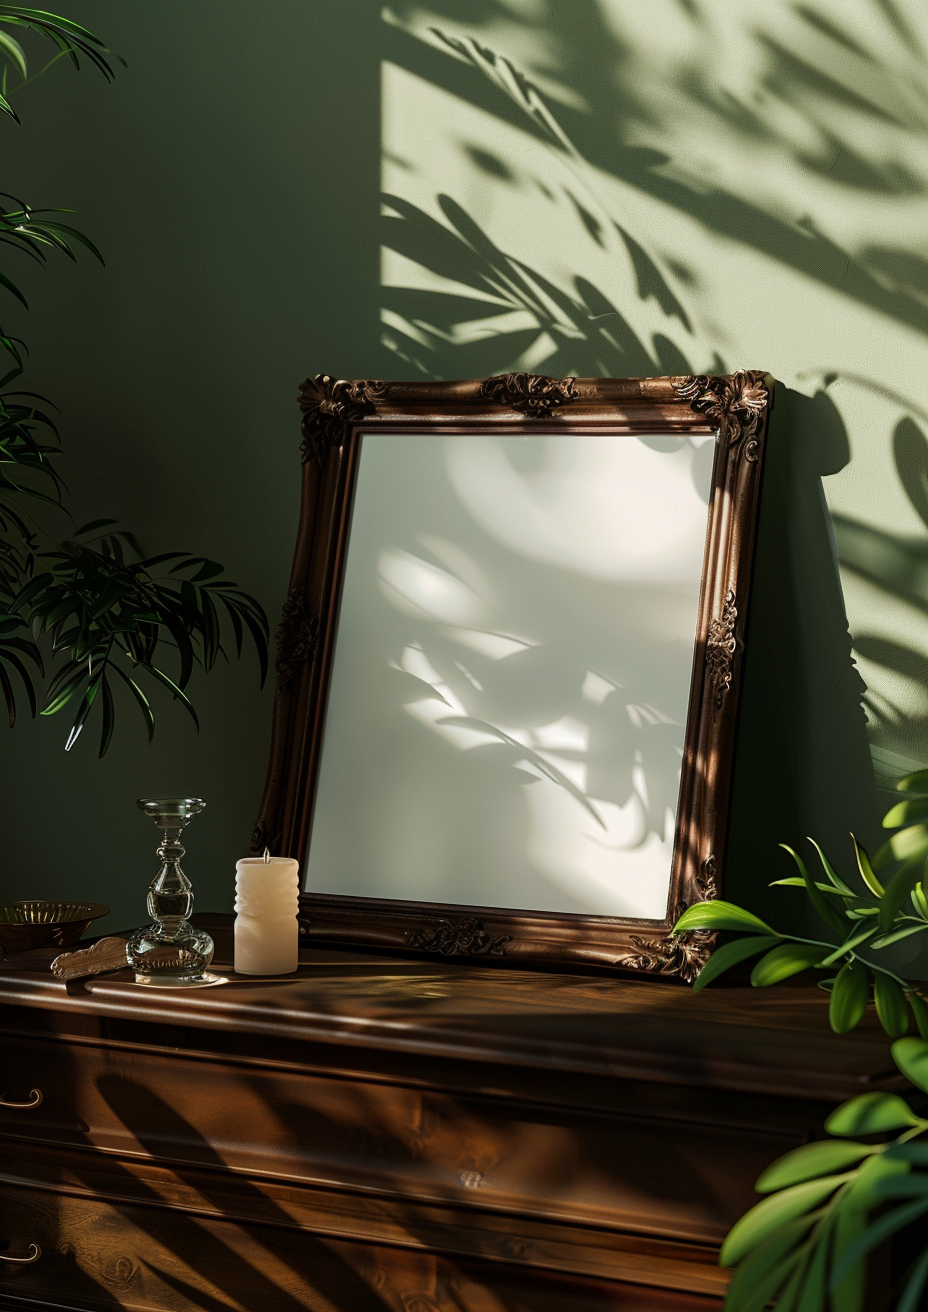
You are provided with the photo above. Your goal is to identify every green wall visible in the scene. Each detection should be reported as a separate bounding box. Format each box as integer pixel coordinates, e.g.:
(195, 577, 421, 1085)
(0, 1, 925, 955)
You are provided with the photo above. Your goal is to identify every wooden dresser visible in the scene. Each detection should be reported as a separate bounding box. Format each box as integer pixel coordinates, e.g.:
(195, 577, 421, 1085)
(0, 916, 898, 1312)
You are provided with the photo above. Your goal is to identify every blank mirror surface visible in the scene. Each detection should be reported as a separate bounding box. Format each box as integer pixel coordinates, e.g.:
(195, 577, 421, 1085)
(307, 429, 715, 919)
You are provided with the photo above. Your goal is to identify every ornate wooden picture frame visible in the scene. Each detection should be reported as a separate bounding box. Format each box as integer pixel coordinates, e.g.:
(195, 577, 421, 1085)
(254, 372, 773, 979)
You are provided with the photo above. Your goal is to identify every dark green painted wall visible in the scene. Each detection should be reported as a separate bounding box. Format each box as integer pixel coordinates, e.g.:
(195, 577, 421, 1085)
(0, 2, 924, 961)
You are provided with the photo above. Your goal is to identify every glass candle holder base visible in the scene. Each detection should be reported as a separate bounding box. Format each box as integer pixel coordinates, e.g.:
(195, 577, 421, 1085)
(128, 797, 213, 988)
(125, 927, 215, 987)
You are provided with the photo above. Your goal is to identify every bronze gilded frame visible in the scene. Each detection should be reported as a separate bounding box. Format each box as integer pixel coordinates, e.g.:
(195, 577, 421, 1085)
(253, 372, 774, 980)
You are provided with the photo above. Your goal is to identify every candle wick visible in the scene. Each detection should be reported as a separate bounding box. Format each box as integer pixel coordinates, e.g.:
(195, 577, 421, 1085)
(263, 847, 270, 864)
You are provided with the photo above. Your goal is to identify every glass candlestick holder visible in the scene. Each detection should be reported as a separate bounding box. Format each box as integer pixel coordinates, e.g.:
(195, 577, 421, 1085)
(126, 797, 215, 987)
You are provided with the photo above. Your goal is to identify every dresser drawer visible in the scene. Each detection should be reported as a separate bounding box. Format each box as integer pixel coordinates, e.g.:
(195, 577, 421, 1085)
(0, 1176, 724, 1312)
(0, 1035, 796, 1245)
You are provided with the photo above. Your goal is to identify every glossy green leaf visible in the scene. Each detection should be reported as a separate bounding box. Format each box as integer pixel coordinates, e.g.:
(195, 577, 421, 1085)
(830, 1204, 865, 1312)
(826, 1091, 921, 1136)
(673, 901, 778, 936)
(892, 1037, 928, 1094)
(871, 923, 928, 949)
(756, 1140, 875, 1193)
(880, 855, 928, 931)
(829, 959, 870, 1034)
(751, 942, 827, 988)
(908, 992, 928, 1041)
(691, 935, 781, 993)
(873, 825, 928, 871)
(828, 1197, 928, 1294)
(720, 1177, 850, 1268)
(818, 925, 877, 968)
(873, 974, 911, 1038)
(796, 1227, 829, 1312)
(851, 835, 883, 897)
(896, 769, 928, 796)
(722, 1216, 817, 1312)
(0, 30, 28, 79)
(884, 796, 928, 830)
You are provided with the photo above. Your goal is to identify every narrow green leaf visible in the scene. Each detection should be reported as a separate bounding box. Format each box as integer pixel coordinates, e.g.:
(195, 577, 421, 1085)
(830, 1204, 865, 1312)
(796, 1225, 829, 1312)
(851, 835, 883, 897)
(828, 1199, 928, 1292)
(827, 1092, 921, 1136)
(0, 31, 28, 79)
(908, 992, 928, 1041)
(880, 855, 928, 931)
(873, 974, 910, 1038)
(691, 935, 781, 993)
(720, 1177, 851, 1268)
(829, 959, 870, 1034)
(892, 1037, 928, 1094)
(97, 673, 114, 758)
(673, 901, 778, 936)
(898, 1247, 928, 1312)
(770, 877, 847, 897)
(784, 842, 847, 936)
(756, 1140, 875, 1193)
(110, 664, 155, 742)
(750, 942, 827, 988)
(0, 660, 15, 726)
(142, 663, 199, 731)
(871, 923, 928, 949)
(722, 1218, 815, 1312)
(818, 924, 878, 968)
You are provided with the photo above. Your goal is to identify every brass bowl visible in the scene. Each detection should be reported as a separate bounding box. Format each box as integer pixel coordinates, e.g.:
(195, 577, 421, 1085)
(0, 901, 110, 954)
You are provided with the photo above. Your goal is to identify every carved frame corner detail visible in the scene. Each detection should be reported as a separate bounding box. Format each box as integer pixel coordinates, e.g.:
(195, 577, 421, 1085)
(612, 855, 719, 983)
(674, 370, 770, 462)
(298, 374, 384, 467)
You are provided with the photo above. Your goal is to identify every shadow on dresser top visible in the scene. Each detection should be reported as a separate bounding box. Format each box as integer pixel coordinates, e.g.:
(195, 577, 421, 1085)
(0, 913, 899, 1107)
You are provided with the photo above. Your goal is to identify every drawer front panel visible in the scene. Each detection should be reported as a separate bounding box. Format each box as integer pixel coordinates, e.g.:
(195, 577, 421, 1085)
(0, 1035, 797, 1243)
(0, 1183, 723, 1312)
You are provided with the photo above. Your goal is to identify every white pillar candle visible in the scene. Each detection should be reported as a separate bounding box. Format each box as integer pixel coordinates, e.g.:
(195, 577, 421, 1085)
(234, 856, 300, 975)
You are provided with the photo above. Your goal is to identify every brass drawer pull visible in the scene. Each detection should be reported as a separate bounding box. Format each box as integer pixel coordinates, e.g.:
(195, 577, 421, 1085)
(0, 1244, 41, 1264)
(0, 1089, 42, 1109)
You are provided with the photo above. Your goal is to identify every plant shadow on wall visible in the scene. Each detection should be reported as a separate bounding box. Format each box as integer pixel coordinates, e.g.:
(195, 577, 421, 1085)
(833, 408, 928, 783)
(377, 1, 906, 923)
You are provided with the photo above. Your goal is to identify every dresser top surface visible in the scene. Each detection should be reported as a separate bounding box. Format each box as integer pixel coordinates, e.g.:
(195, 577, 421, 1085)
(0, 916, 897, 1101)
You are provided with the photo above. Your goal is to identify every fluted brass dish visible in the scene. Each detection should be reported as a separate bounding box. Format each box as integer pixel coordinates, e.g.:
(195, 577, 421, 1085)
(0, 901, 110, 954)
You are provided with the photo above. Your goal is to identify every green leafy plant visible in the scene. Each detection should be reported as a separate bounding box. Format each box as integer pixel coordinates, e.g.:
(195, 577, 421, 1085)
(0, 8, 268, 752)
(718, 1038, 928, 1312)
(673, 771, 928, 1308)
(674, 770, 928, 1041)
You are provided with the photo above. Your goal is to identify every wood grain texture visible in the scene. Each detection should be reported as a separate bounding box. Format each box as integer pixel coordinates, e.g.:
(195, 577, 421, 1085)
(0, 922, 897, 1104)
(0, 1178, 725, 1311)
(0, 921, 895, 1311)
(253, 371, 775, 975)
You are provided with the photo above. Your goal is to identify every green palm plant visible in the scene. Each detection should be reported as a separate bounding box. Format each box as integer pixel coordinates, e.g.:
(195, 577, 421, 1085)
(0, 7, 268, 753)
(673, 769, 928, 1309)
